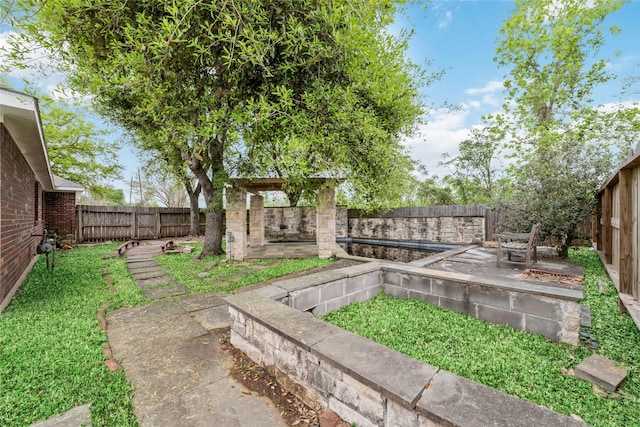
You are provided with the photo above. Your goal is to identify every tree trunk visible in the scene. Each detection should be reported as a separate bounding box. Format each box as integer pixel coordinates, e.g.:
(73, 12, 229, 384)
(189, 145, 225, 257)
(184, 180, 202, 236)
(286, 189, 302, 207)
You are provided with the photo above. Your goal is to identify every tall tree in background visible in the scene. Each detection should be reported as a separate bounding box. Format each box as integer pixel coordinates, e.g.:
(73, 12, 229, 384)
(441, 116, 505, 203)
(494, 0, 638, 257)
(6, 0, 427, 257)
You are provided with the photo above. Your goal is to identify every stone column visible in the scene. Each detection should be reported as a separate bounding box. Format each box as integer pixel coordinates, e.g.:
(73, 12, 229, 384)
(316, 186, 336, 258)
(249, 194, 265, 247)
(226, 187, 247, 260)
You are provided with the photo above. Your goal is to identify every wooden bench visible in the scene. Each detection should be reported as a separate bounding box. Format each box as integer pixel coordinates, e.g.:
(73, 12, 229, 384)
(115, 239, 140, 256)
(495, 223, 540, 267)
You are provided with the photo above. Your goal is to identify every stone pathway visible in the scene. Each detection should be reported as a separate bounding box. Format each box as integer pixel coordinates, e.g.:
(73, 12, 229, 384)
(124, 241, 190, 300)
(106, 241, 288, 426)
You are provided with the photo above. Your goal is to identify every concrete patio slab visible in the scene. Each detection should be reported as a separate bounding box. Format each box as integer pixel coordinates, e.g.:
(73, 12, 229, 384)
(190, 305, 231, 330)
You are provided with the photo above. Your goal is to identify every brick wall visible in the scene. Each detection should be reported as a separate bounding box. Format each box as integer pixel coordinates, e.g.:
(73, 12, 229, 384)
(0, 123, 42, 309)
(45, 192, 77, 236)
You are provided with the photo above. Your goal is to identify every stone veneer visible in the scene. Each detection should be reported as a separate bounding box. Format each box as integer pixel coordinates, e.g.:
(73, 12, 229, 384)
(225, 261, 585, 426)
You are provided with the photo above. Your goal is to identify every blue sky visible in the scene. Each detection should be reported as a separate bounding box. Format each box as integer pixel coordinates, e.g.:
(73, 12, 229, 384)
(2, 0, 640, 194)
(398, 0, 640, 177)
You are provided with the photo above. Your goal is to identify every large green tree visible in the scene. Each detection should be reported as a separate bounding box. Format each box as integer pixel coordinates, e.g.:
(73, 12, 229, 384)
(39, 98, 121, 197)
(7, 0, 427, 257)
(494, 0, 639, 257)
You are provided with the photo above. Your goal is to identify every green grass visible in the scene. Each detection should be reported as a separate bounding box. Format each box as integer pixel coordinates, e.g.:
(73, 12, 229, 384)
(323, 248, 640, 426)
(0, 241, 334, 426)
(154, 243, 335, 294)
(0, 243, 139, 426)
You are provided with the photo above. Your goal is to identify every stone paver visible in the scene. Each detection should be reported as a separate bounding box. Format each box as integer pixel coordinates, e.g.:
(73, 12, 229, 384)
(143, 284, 190, 299)
(137, 276, 177, 288)
(30, 404, 91, 427)
(575, 354, 627, 391)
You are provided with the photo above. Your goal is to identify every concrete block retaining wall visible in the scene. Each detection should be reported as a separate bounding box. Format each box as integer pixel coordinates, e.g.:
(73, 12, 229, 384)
(382, 265, 583, 345)
(225, 262, 585, 426)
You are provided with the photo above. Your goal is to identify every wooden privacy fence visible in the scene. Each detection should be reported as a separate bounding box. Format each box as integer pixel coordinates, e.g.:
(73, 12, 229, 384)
(76, 205, 204, 242)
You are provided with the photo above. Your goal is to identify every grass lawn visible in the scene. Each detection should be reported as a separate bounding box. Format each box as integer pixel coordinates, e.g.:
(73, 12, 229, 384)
(0, 241, 334, 426)
(154, 243, 335, 294)
(323, 248, 640, 426)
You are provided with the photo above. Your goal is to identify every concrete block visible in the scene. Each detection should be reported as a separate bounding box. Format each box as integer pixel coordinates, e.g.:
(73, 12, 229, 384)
(432, 279, 467, 300)
(525, 314, 562, 341)
(312, 302, 328, 317)
(312, 329, 437, 409)
(575, 354, 627, 391)
(476, 305, 524, 330)
(408, 290, 439, 307)
(513, 294, 562, 320)
(320, 280, 346, 302)
(292, 287, 321, 311)
(384, 284, 408, 300)
(467, 285, 511, 311)
(325, 295, 351, 314)
(403, 274, 432, 293)
(439, 296, 474, 316)
(348, 290, 372, 305)
(417, 371, 585, 427)
(383, 270, 403, 287)
(329, 397, 377, 427)
(386, 397, 419, 427)
(346, 275, 367, 292)
(225, 291, 341, 351)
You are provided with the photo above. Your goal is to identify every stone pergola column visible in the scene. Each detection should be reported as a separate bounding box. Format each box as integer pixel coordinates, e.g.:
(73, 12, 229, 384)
(249, 194, 265, 247)
(316, 186, 336, 258)
(226, 187, 247, 260)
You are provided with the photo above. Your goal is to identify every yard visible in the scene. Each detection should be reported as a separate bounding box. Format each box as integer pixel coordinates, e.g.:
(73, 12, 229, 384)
(1, 243, 638, 426)
(0, 242, 333, 426)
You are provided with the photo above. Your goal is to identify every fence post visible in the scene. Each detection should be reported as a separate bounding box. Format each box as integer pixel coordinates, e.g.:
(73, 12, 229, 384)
(76, 205, 83, 243)
(131, 208, 137, 240)
(156, 209, 161, 239)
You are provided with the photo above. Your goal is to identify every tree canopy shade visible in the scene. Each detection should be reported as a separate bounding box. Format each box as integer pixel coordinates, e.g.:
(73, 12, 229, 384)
(493, 0, 640, 257)
(7, 0, 429, 256)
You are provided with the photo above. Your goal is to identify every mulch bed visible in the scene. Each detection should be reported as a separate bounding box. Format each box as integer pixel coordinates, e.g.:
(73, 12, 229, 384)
(520, 268, 584, 285)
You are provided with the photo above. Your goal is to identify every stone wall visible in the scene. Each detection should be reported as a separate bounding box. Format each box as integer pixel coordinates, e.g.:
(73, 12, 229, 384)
(348, 216, 484, 244)
(263, 206, 484, 244)
(264, 206, 348, 240)
(226, 265, 585, 426)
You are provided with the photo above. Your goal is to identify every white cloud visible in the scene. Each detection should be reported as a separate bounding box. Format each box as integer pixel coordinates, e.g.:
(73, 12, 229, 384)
(403, 107, 474, 176)
(465, 80, 504, 95)
(438, 11, 453, 30)
(0, 30, 66, 95)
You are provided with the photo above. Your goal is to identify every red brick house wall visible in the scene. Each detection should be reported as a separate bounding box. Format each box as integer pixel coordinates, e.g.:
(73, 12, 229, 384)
(0, 122, 43, 307)
(45, 192, 77, 236)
